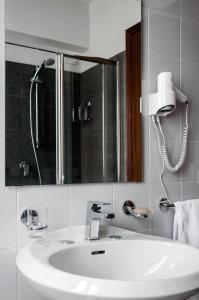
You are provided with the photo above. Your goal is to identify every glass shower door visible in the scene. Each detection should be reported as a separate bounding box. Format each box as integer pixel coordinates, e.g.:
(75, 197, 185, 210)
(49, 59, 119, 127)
(63, 56, 117, 184)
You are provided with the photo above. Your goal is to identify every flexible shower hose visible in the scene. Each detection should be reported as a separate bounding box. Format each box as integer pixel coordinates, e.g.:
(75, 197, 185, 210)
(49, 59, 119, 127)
(30, 81, 42, 185)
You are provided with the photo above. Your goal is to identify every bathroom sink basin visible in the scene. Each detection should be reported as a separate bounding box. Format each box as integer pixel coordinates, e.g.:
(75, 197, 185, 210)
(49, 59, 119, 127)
(16, 226, 199, 300)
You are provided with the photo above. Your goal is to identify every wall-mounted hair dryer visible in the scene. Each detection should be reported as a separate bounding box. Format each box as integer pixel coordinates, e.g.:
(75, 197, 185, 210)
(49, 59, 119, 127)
(149, 72, 188, 116)
(147, 72, 189, 204)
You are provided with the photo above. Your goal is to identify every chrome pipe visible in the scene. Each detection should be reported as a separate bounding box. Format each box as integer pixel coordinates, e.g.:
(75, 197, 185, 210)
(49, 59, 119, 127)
(56, 54, 65, 184)
(116, 61, 121, 181)
(159, 198, 175, 212)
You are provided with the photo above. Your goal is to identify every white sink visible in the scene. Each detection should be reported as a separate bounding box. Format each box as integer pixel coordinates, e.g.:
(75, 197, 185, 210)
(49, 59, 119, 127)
(16, 226, 199, 300)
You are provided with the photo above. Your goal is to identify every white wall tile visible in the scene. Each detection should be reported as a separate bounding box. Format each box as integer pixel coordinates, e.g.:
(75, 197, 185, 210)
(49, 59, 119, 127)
(181, 60, 199, 101)
(181, 182, 199, 201)
(0, 0, 4, 45)
(149, 139, 181, 183)
(181, 142, 199, 183)
(18, 272, 47, 300)
(181, 0, 199, 24)
(181, 21, 199, 63)
(0, 186, 16, 249)
(16, 185, 69, 247)
(148, 0, 180, 17)
(69, 183, 113, 226)
(150, 225, 173, 239)
(0, 249, 17, 300)
(142, 115, 150, 140)
(113, 183, 150, 232)
(149, 10, 180, 58)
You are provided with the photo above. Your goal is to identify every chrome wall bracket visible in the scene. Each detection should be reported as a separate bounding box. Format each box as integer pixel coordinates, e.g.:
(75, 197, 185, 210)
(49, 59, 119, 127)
(19, 161, 30, 177)
(123, 200, 153, 219)
(159, 198, 175, 212)
(21, 208, 48, 237)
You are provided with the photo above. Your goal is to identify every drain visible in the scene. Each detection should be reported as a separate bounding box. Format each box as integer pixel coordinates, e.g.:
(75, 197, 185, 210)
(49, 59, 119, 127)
(91, 250, 105, 255)
(108, 235, 122, 240)
(60, 240, 75, 245)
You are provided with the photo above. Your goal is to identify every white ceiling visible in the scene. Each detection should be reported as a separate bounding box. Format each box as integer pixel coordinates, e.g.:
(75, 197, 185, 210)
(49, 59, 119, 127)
(72, 0, 93, 4)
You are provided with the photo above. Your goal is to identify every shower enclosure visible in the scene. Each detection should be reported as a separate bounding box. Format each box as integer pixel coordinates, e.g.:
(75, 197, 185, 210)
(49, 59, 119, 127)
(5, 44, 123, 185)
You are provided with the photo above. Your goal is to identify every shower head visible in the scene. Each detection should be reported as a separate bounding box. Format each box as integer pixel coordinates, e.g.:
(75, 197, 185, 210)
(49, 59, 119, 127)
(32, 58, 55, 82)
(42, 58, 55, 67)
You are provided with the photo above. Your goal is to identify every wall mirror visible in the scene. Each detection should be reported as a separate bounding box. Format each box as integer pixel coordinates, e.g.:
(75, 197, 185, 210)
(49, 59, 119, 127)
(5, 0, 142, 186)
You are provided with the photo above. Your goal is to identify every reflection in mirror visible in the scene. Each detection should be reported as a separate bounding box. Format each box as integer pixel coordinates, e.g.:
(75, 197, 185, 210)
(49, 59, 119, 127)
(5, 0, 141, 185)
(63, 56, 118, 184)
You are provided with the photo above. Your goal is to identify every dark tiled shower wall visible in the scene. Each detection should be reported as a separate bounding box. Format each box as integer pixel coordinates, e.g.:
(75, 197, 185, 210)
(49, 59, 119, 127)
(80, 64, 104, 182)
(79, 51, 126, 183)
(5, 61, 82, 185)
(5, 61, 57, 185)
(5, 51, 125, 185)
(64, 71, 81, 183)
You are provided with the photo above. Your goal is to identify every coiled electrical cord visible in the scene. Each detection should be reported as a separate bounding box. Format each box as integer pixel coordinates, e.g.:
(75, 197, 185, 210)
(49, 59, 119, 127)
(152, 102, 189, 201)
(153, 102, 189, 173)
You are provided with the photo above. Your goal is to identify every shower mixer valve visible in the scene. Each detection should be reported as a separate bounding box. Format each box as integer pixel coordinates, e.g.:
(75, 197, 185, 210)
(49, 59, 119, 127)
(19, 161, 30, 177)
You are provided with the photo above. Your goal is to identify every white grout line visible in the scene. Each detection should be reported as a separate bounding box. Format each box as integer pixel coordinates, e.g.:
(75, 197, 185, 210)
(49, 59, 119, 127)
(0, 246, 17, 252)
(179, 0, 183, 203)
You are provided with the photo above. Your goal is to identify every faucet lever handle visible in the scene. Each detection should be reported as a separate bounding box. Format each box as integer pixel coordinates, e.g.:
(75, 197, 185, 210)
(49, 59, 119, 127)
(91, 201, 111, 213)
(92, 203, 101, 212)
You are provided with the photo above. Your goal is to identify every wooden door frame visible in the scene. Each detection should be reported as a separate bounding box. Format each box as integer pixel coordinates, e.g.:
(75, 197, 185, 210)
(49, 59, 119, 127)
(126, 22, 142, 182)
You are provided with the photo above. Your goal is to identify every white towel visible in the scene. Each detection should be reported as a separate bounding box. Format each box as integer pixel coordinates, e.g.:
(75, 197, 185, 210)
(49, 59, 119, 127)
(173, 199, 199, 248)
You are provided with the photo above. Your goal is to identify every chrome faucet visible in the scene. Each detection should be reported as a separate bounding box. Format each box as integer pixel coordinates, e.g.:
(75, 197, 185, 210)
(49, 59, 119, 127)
(85, 201, 115, 240)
